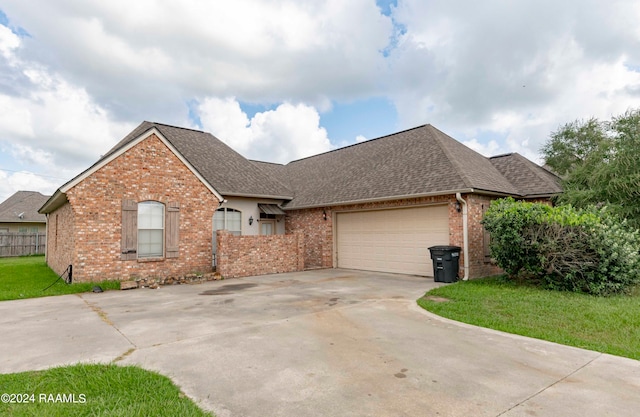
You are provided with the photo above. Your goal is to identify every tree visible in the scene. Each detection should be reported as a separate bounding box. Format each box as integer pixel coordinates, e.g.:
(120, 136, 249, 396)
(540, 117, 607, 176)
(541, 109, 640, 228)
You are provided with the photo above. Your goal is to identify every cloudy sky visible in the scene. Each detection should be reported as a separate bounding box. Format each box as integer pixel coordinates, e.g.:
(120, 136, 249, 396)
(1, 0, 639, 201)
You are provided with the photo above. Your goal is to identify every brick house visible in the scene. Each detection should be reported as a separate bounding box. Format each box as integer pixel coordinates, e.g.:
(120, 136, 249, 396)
(39, 121, 561, 282)
(0, 191, 49, 256)
(0, 191, 49, 234)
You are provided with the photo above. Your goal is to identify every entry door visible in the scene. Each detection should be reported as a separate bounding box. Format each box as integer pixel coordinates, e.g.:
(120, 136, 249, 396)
(260, 221, 275, 235)
(336, 205, 449, 276)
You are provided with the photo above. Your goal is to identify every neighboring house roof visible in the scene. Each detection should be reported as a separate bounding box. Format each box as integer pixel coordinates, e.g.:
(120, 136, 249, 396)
(40, 121, 562, 214)
(490, 153, 563, 198)
(0, 191, 49, 223)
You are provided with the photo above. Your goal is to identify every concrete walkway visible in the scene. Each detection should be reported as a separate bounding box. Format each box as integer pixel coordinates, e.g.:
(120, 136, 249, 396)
(1, 269, 638, 416)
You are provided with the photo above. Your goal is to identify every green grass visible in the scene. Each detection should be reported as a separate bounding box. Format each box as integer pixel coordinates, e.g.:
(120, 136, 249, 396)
(0, 257, 214, 416)
(0, 256, 120, 301)
(0, 363, 214, 416)
(418, 276, 640, 360)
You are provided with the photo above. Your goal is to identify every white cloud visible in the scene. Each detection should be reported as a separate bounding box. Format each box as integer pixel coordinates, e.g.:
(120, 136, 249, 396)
(0, 170, 60, 201)
(1, 0, 393, 117)
(462, 139, 501, 158)
(355, 135, 367, 143)
(387, 0, 640, 162)
(0, 37, 134, 173)
(1, 0, 640, 197)
(0, 23, 19, 57)
(198, 98, 333, 163)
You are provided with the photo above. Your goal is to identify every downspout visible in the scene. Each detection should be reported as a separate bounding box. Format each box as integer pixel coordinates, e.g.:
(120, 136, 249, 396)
(44, 213, 49, 261)
(455, 193, 470, 281)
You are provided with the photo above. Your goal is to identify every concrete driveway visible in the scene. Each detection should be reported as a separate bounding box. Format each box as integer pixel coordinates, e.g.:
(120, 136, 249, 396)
(1, 269, 639, 416)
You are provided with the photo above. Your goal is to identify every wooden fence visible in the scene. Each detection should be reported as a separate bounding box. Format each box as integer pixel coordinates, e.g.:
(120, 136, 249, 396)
(0, 233, 47, 257)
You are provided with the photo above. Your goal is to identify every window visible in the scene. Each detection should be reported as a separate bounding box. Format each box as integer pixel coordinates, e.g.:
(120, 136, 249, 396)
(121, 199, 180, 261)
(138, 201, 164, 258)
(214, 208, 241, 236)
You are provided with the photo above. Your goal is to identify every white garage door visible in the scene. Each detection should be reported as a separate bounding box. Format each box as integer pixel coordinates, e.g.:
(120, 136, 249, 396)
(336, 205, 449, 276)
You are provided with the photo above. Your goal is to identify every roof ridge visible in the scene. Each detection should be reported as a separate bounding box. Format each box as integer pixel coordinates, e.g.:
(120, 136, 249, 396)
(427, 125, 475, 189)
(146, 121, 207, 134)
(287, 124, 430, 164)
(249, 160, 285, 167)
(489, 152, 515, 159)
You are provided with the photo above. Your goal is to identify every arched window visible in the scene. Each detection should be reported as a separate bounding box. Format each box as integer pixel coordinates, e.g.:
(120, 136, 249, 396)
(213, 208, 241, 236)
(138, 201, 164, 258)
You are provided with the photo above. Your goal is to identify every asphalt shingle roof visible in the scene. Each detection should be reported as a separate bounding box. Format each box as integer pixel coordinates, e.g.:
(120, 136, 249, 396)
(44, 121, 561, 213)
(489, 153, 563, 197)
(106, 122, 293, 199)
(282, 125, 522, 208)
(0, 191, 49, 223)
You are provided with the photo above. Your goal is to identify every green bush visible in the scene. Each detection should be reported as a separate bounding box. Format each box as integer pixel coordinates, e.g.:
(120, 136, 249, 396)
(482, 198, 640, 295)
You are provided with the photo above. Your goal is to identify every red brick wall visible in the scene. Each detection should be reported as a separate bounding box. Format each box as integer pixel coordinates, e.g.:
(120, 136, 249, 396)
(464, 194, 503, 278)
(216, 230, 304, 278)
(45, 201, 75, 277)
(284, 207, 332, 269)
(48, 134, 219, 282)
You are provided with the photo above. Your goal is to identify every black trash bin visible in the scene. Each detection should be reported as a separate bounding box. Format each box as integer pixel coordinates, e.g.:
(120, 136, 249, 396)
(428, 245, 461, 283)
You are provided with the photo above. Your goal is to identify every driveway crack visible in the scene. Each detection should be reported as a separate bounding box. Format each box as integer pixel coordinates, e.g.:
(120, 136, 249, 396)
(77, 294, 138, 352)
(495, 353, 603, 416)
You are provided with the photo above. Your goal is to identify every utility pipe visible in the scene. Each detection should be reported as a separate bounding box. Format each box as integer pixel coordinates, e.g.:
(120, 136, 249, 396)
(455, 192, 470, 281)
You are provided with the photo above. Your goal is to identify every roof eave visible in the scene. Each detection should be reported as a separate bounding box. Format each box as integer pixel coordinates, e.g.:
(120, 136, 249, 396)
(39, 190, 68, 214)
(470, 189, 524, 198)
(521, 192, 563, 199)
(282, 189, 476, 210)
(221, 192, 294, 200)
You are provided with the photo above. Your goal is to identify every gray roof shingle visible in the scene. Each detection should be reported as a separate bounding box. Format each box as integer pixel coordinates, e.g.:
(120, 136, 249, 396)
(0, 191, 49, 223)
(489, 153, 562, 197)
(42, 121, 562, 213)
(106, 122, 293, 198)
(281, 125, 522, 208)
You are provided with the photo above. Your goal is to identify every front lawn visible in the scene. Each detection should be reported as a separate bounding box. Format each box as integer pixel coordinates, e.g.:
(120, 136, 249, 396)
(0, 364, 214, 416)
(418, 276, 640, 360)
(0, 256, 120, 301)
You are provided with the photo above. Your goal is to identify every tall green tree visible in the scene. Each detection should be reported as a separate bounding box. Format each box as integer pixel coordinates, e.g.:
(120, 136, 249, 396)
(541, 109, 640, 228)
(541, 117, 607, 176)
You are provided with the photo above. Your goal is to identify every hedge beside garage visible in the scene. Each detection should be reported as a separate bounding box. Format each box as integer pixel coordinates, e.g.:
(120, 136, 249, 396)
(482, 198, 640, 296)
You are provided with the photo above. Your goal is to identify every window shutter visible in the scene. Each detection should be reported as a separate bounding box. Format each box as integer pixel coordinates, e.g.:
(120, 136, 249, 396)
(121, 199, 138, 260)
(166, 202, 180, 258)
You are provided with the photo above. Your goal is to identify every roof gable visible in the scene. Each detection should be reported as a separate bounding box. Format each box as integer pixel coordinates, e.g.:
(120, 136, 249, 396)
(153, 124, 292, 199)
(40, 125, 225, 213)
(41, 121, 294, 213)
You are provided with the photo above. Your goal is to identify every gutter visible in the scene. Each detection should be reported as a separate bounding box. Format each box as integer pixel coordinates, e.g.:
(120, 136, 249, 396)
(455, 192, 470, 281)
(281, 189, 475, 211)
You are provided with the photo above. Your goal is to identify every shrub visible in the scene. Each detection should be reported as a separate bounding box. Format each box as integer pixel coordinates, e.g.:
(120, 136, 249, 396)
(482, 198, 640, 295)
